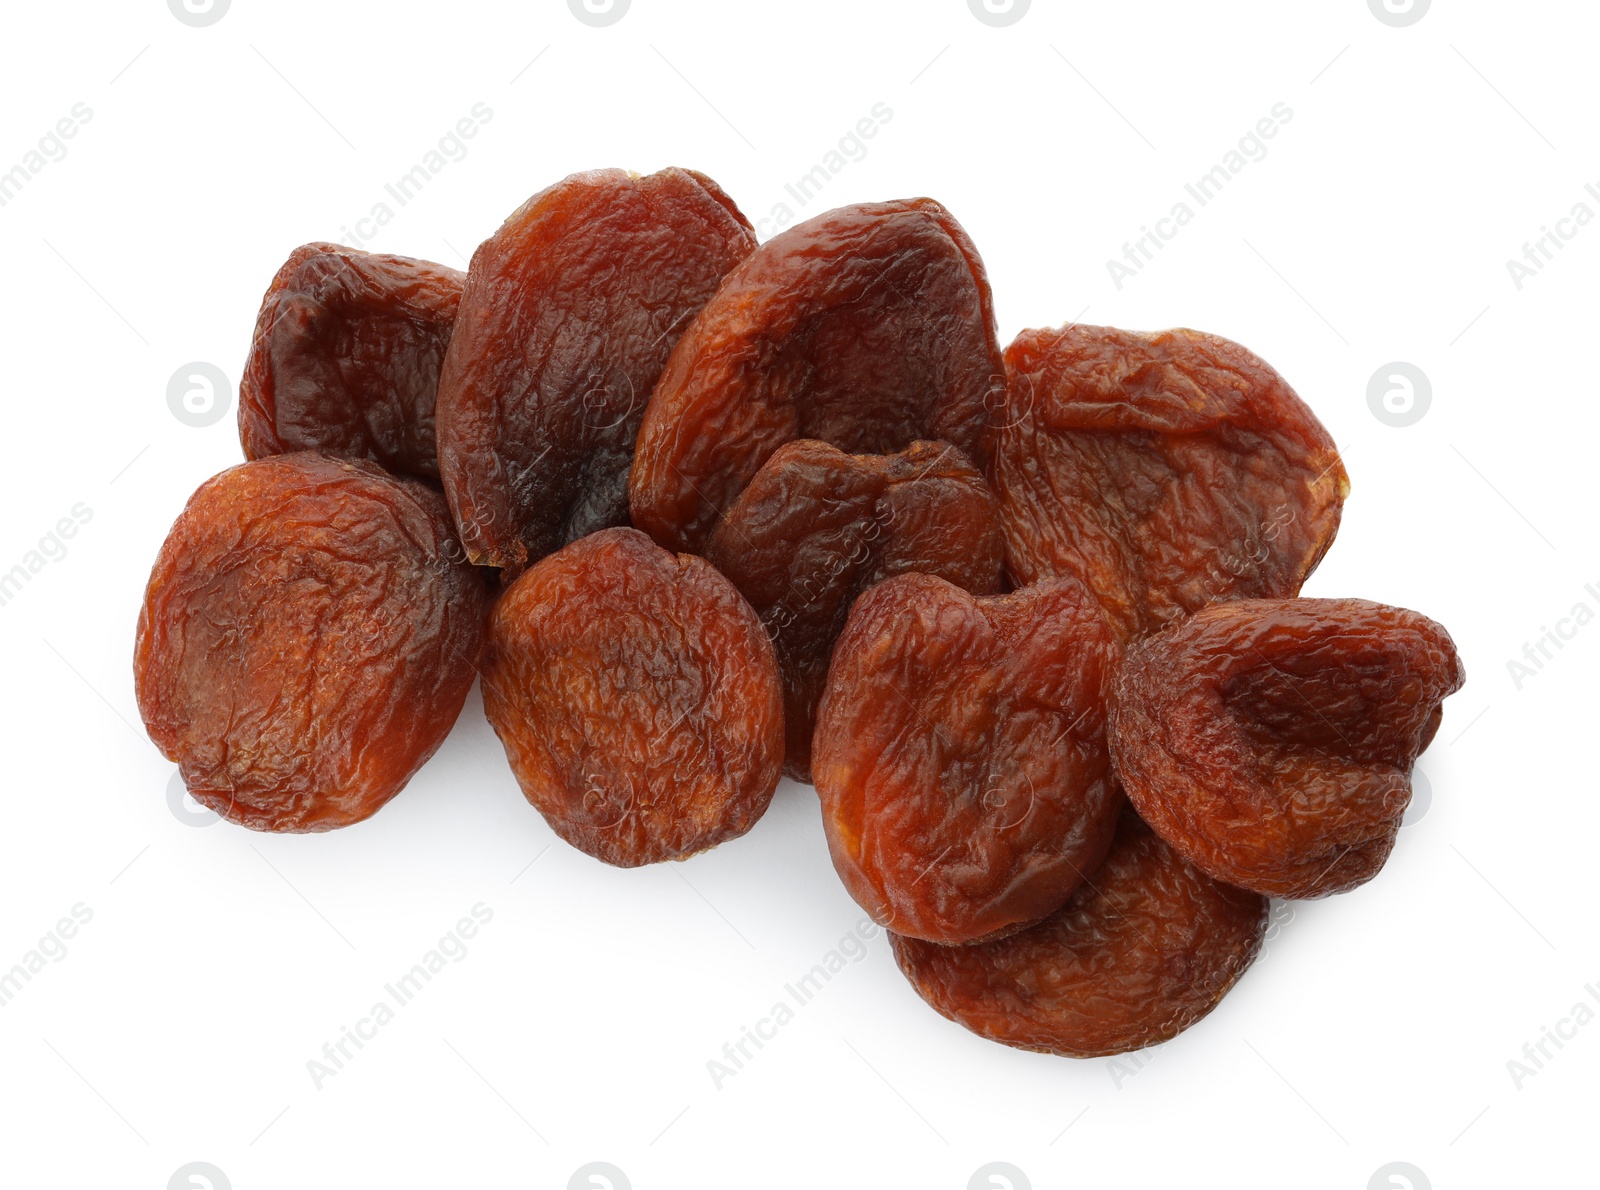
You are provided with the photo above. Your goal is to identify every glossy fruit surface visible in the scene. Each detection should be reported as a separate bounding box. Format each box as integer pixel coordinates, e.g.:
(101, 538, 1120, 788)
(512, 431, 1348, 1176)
(482, 527, 783, 866)
(993, 324, 1348, 640)
(630, 198, 1005, 554)
(1111, 597, 1465, 898)
(135, 452, 489, 832)
(891, 811, 1269, 1057)
(238, 242, 464, 480)
(438, 168, 757, 573)
(813, 572, 1122, 944)
(706, 438, 1004, 781)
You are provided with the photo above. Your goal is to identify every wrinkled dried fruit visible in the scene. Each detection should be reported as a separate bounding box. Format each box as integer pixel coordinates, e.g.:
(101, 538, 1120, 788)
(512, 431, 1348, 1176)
(134, 452, 489, 832)
(630, 199, 1005, 554)
(813, 572, 1122, 945)
(706, 439, 1004, 782)
(1111, 598, 1465, 899)
(482, 527, 783, 867)
(437, 168, 757, 573)
(891, 810, 1269, 1058)
(993, 324, 1348, 641)
(238, 243, 464, 480)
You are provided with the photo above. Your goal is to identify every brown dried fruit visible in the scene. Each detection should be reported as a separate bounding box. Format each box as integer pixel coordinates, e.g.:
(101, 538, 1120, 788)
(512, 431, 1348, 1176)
(630, 198, 1005, 555)
(706, 439, 1004, 782)
(992, 324, 1348, 641)
(482, 527, 783, 867)
(134, 452, 490, 832)
(1110, 598, 1465, 899)
(437, 168, 757, 573)
(891, 810, 1269, 1058)
(238, 243, 464, 480)
(812, 572, 1122, 945)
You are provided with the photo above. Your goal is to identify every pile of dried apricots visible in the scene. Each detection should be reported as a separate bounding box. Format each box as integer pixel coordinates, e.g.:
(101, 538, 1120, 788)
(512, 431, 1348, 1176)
(135, 167, 1465, 1059)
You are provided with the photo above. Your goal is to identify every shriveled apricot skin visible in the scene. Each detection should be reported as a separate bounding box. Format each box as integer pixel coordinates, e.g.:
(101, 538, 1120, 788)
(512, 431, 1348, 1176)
(706, 439, 1004, 782)
(813, 573, 1122, 945)
(993, 325, 1348, 640)
(134, 453, 490, 832)
(630, 199, 1005, 554)
(1110, 598, 1465, 899)
(891, 811, 1268, 1058)
(482, 528, 783, 867)
(436, 168, 757, 573)
(238, 243, 464, 480)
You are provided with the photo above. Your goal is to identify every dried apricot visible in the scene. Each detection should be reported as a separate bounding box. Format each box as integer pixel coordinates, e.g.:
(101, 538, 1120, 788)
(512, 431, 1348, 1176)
(891, 810, 1269, 1057)
(630, 198, 1005, 554)
(436, 168, 757, 573)
(1110, 598, 1465, 898)
(238, 243, 464, 480)
(812, 572, 1121, 944)
(134, 452, 490, 832)
(706, 439, 1004, 782)
(992, 325, 1348, 640)
(482, 527, 783, 867)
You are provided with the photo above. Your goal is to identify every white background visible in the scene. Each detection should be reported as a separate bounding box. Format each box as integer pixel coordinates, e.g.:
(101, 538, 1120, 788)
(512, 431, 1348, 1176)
(0, 1, 1594, 1187)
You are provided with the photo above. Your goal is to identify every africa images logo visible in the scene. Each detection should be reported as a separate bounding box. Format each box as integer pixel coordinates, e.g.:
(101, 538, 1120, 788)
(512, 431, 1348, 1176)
(1368, 0, 1430, 27)
(569, 0, 631, 28)
(168, 1164, 230, 1190)
(969, 1162, 1030, 1190)
(1367, 363, 1431, 428)
(569, 1163, 630, 1190)
(168, 363, 232, 428)
(168, 0, 230, 28)
(969, 0, 1031, 28)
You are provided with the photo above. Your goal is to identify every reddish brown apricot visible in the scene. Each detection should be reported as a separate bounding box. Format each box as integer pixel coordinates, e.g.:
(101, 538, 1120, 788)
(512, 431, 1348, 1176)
(482, 528, 783, 867)
(134, 453, 490, 832)
(436, 168, 757, 573)
(1110, 598, 1465, 898)
(891, 810, 1269, 1057)
(706, 439, 1004, 782)
(630, 199, 1005, 554)
(812, 572, 1122, 945)
(238, 243, 464, 480)
(992, 324, 1348, 640)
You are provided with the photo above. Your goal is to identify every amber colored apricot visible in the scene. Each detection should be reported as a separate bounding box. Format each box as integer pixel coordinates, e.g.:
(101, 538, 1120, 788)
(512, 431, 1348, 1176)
(706, 439, 1004, 781)
(482, 528, 783, 866)
(238, 243, 464, 480)
(992, 324, 1348, 640)
(630, 198, 1005, 555)
(891, 810, 1269, 1057)
(1110, 598, 1465, 898)
(437, 168, 757, 574)
(813, 572, 1122, 944)
(134, 452, 489, 832)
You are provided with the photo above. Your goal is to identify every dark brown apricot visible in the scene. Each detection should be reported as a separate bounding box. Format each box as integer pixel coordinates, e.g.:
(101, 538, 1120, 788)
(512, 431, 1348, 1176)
(482, 528, 783, 867)
(134, 452, 489, 832)
(1110, 598, 1465, 898)
(629, 198, 1005, 555)
(813, 572, 1122, 945)
(436, 168, 757, 574)
(992, 324, 1348, 641)
(891, 811, 1269, 1057)
(238, 243, 464, 480)
(705, 439, 1004, 782)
